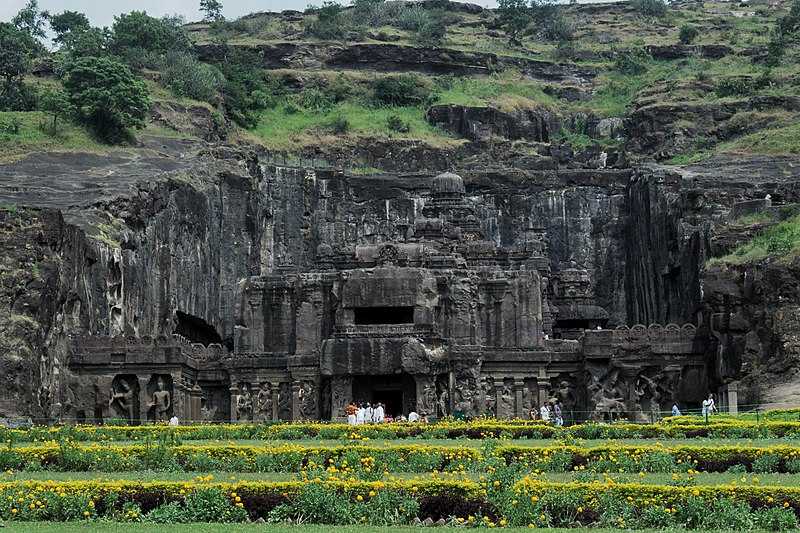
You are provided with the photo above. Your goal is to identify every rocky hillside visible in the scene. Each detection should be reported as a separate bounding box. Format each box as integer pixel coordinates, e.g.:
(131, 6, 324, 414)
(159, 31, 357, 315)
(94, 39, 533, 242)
(0, 0, 799, 418)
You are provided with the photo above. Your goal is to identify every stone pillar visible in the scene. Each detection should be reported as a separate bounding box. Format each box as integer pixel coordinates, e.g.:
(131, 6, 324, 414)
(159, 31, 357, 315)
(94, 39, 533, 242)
(173, 381, 188, 421)
(229, 384, 239, 423)
(495, 382, 504, 418)
(727, 382, 738, 414)
(270, 382, 280, 421)
(536, 367, 550, 408)
(514, 379, 524, 419)
(190, 383, 203, 423)
(478, 376, 487, 417)
(291, 381, 301, 421)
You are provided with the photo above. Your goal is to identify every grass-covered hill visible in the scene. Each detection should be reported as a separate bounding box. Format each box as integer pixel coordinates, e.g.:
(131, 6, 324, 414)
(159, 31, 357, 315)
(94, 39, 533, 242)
(1, 0, 800, 167)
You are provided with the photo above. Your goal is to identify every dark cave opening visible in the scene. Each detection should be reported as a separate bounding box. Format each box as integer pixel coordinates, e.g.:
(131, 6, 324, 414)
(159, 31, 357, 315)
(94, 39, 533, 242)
(354, 306, 415, 325)
(175, 311, 223, 346)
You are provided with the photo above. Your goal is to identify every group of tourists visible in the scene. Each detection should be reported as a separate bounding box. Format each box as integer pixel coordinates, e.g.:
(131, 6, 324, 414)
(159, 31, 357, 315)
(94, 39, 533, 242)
(345, 402, 387, 424)
(529, 399, 564, 426)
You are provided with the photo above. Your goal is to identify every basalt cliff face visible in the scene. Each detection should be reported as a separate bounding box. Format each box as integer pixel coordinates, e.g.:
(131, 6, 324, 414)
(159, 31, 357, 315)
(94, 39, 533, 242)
(1, 141, 796, 420)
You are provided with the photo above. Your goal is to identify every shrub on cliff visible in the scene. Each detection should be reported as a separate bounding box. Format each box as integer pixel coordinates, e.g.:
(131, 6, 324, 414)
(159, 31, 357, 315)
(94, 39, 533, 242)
(305, 2, 348, 40)
(631, 0, 668, 18)
(371, 74, 434, 107)
(766, 0, 800, 66)
(160, 51, 225, 103)
(63, 56, 150, 143)
(679, 24, 699, 44)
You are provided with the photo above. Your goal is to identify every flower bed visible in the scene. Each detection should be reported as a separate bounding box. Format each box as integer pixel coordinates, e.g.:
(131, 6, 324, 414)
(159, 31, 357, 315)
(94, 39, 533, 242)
(5, 416, 800, 443)
(5, 441, 800, 474)
(1, 478, 799, 529)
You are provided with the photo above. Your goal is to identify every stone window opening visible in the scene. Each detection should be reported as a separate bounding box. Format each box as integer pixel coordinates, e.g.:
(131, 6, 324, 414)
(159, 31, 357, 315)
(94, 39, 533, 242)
(353, 306, 414, 325)
(175, 310, 223, 346)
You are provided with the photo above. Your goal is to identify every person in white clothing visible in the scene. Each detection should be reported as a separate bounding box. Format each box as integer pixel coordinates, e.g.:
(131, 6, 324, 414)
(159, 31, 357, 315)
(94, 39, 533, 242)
(356, 404, 366, 425)
(702, 394, 717, 416)
(365, 403, 374, 424)
(540, 404, 550, 422)
(408, 411, 420, 422)
(373, 403, 385, 423)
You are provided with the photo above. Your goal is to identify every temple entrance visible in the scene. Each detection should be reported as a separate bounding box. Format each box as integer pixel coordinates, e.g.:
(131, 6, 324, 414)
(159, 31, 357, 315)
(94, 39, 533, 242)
(352, 374, 416, 419)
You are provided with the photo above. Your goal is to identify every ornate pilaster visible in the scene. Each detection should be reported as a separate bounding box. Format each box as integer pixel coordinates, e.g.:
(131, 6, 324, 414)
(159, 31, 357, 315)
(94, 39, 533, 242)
(229, 384, 239, 423)
(331, 376, 352, 421)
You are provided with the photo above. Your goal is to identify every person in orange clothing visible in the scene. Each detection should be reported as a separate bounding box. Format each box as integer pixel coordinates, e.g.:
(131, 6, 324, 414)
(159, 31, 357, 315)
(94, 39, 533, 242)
(345, 401, 357, 425)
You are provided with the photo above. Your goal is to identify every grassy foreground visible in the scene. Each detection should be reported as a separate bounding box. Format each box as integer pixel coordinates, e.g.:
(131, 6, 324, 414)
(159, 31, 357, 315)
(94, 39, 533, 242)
(0, 524, 673, 533)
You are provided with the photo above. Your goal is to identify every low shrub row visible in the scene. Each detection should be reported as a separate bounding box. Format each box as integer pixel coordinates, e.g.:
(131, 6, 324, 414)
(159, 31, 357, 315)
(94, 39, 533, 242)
(0, 478, 798, 529)
(0, 443, 480, 474)
(5, 442, 800, 474)
(6, 417, 800, 443)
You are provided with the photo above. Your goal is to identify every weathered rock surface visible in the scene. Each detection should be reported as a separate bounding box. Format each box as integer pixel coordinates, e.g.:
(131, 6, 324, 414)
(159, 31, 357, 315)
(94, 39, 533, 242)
(426, 104, 559, 142)
(626, 97, 800, 159)
(195, 42, 597, 84)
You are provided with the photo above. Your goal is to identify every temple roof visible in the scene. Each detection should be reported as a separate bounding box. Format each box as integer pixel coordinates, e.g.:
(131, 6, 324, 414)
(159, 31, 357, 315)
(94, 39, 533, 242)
(431, 171, 465, 195)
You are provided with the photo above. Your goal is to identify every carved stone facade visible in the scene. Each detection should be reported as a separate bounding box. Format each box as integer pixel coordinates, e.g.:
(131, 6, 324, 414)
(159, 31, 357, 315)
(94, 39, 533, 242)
(64, 173, 711, 422)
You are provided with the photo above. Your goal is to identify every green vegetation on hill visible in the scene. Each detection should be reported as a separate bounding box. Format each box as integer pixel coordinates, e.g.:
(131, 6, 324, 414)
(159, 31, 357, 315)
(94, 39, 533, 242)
(0, 111, 107, 162)
(253, 102, 455, 150)
(711, 214, 800, 266)
(1, 0, 800, 159)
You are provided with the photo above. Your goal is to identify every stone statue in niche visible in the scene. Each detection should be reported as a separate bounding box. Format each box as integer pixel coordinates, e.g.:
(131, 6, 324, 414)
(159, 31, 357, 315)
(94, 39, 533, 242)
(298, 380, 317, 420)
(437, 387, 449, 417)
(109, 378, 137, 423)
(521, 385, 533, 418)
(482, 378, 496, 417)
(500, 383, 514, 418)
(255, 382, 272, 421)
(420, 380, 437, 416)
(453, 365, 481, 417)
(638, 374, 663, 420)
(331, 377, 352, 419)
(588, 372, 626, 421)
(236, 383, 253, 421)
(200, 396, 217, 421)
(555, 380, 575, 410)
(149, 377, 171, 423)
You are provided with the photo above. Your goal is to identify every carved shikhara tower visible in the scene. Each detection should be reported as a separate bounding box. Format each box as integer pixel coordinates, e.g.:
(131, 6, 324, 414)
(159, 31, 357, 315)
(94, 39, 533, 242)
(67, 171, 712, 424)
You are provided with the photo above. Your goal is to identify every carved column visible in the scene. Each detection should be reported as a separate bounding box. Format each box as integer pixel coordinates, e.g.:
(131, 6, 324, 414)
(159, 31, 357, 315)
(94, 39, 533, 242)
(726, 382, 739, 414)
(514, 379, 524, 419)
(478, 376, 487, 416)
(270, 381, 280, 421)
(495, 382, 504, 418)
(173, 380, 188, 421)
(229, 384, 239, 423)
(291, 381, 301, 421)
(190, 383, 203, 422)
(537, 368, 550, 408)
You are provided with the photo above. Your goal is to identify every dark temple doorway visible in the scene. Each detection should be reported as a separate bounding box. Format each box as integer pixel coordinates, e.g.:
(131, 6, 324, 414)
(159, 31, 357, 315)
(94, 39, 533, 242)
(353, 374, 416, 419)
